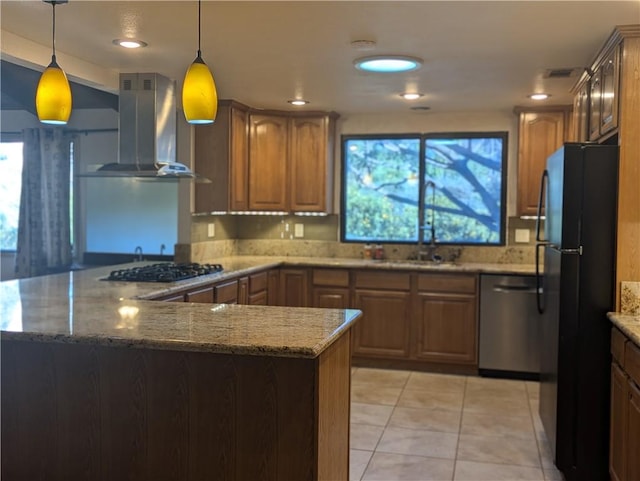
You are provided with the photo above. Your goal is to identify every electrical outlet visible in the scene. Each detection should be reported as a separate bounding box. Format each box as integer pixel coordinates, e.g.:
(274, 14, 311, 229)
(207, 223, 215, 238)
(515, 228, 530, 243)
(294, 223, 304, 238)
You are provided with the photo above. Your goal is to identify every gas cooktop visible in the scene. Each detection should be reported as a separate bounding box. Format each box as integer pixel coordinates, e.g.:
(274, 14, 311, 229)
(104, 263, 224, 283)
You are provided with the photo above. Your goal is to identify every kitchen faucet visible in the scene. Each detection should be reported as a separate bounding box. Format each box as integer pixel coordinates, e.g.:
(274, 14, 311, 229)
(160, 244, 166, 256)
(134, 246, 143, 262)
(416, 181, 442, 262)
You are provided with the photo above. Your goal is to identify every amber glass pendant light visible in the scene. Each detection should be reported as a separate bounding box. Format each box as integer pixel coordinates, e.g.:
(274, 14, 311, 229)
(182, 0, 218, 124)
(36, 0, 72, 125)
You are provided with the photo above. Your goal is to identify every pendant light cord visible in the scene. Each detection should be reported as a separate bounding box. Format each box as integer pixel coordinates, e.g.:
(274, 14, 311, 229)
(51, 1, 57, 61)
(197, 0, 202, 57)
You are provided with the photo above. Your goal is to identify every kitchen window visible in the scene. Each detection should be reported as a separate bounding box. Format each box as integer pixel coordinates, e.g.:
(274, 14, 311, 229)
(341, 132, 508, 245)
(0, 141, 23, 251)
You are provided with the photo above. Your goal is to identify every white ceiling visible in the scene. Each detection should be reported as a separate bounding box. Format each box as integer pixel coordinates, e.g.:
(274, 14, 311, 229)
(1, 1, 639, 114)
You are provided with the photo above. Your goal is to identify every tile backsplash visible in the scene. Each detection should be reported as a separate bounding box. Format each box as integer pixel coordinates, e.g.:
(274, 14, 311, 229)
(621, 281, 640, 315)
(183, 214, 537, 264)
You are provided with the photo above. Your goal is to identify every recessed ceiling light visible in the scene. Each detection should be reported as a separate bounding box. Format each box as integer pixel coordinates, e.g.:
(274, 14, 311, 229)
(288, 99, 309, 106)
(354, 55, 423, 73)
(113, 39, 148, 49)
(529, 93, 550, 100)
(400, 93, 423, 100)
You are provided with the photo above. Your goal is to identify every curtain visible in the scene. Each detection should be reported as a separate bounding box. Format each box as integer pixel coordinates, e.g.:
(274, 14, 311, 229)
(15, 128, 72, 278)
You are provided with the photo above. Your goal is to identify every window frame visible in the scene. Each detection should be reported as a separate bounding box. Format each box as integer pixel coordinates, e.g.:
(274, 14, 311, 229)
(340, 131, 509, 246)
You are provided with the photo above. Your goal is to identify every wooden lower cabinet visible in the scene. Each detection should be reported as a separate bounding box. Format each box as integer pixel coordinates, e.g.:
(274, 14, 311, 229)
(610, 327, 640, 481)
(214, 279, 239, 304)
(313, 287, 350, 309)
(267, 269, 280, 306)
(627, 379, 640, 481)
(185, 285, 214, 303)
(312, 269, 350, 309)
(610, 362, 628, 481)
(278, 268, 309, 307)
(414, 292, 477, 364)
(352, 289, 411, 359)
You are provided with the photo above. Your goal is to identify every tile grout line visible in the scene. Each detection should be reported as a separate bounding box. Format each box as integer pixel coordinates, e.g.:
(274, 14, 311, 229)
(451, 374, 469, 481)
(355, 369, 413, 481)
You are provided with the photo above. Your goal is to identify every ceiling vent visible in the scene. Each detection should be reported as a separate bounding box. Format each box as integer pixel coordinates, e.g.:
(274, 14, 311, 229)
(543, 68, 580, 79)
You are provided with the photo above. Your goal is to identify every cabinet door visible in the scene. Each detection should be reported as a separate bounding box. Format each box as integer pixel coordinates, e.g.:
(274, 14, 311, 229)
(267, 269, 280, 306)
(229, 107, 249, 211)
(313, 287, 350, 309)
(600, 46, 620, 136)
(517, 111, 567, 216)
(185, 285, 214, 303)
(289, 116, 330, 212)
(214, 279, 239, 304)
(278, 268, 309, 307)
(628, 379, 640, 481)
(572, 82, 590, 143)
(238, 276, 249, 305)
(415, 293, 477, 365)
(352, 289, 411, 359)
(248, 290, 268, 305)
(248, 114, 289, 211)
(194, 102, 249, 214)
(610, 362, 628, 481)
(589, 70, 602, 140)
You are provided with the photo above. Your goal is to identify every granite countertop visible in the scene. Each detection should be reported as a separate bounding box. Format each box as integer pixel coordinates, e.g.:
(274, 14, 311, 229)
(0, 255, 534, 358)
(608, 312, 640, 348)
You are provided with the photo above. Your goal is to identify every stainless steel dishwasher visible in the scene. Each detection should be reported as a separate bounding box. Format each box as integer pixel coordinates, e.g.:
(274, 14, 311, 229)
(479, 274, 541, 380)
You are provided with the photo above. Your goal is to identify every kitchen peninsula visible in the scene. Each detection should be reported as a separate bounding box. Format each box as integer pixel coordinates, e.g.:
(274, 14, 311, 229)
(0, 262, 361, 481)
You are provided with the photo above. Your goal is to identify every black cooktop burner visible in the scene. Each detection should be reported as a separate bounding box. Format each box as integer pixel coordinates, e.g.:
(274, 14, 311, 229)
(105, 263, 224, 283)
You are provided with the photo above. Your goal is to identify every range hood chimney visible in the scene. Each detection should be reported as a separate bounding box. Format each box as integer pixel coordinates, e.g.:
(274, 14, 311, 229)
(80, 73, 210, 182)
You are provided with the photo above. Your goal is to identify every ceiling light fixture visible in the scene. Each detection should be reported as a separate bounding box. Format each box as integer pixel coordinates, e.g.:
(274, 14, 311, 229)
(113, 39, 147, 49)
(288, 99, 309, 106)
(36, 0, 72, 125)
(354, 55, 423, 73)
(529, 93, 550, 100)
(182, 0, 217, 124)
(400, 93, 423, 100)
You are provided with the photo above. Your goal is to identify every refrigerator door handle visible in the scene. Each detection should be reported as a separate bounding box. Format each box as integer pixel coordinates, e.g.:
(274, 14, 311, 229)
(536, 169, 549, 243)
(535, 242, 546, 314)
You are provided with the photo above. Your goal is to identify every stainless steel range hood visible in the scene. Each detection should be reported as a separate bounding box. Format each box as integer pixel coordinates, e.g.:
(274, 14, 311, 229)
(79, 73, 210, 182)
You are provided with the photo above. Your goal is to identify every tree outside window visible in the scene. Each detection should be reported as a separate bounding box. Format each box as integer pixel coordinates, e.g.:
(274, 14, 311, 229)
(341, 132, 507, 245)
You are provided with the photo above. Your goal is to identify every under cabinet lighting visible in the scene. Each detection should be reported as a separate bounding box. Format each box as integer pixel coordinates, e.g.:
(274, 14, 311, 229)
(288, 99, 309, 106)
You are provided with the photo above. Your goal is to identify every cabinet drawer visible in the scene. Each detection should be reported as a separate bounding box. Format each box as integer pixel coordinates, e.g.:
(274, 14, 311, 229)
(249, 271, 268, 294)
(626, 340, 640, 388)
(354, 271, 410, 290)
(611, 327, 627, 366)
(313, 269, 349, 287)
(417, 274, 477, 294)
(215, 280, 239, 304)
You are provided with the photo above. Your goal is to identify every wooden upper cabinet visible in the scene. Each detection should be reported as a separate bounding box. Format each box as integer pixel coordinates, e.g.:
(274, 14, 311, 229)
(229, 107, 250, 211)
(289, 116, 336, 212)
(515, 107, 571, 216)
(599, 45, 620, 137)
(194, 100, 249, 214)
(248, 114, 290, 211)
(572, 82, 590, 143)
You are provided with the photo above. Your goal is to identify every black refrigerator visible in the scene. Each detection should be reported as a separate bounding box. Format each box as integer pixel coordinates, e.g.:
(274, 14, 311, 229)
(536, 143, 618, 481)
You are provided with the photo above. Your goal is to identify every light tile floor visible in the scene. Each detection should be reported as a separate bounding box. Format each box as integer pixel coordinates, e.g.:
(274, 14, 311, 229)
(350, 367, 565, 481)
